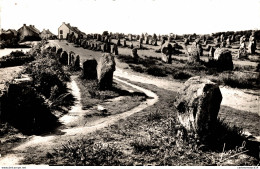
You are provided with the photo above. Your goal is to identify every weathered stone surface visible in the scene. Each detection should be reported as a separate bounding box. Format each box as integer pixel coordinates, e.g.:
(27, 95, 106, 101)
(59, 51, 68, 65)
(220, 41, 226, 48)
(208, 46, 215, 61)
(197, 43, 203, 56)
(131, 48, 139, 62)
(174, 76, 222, 138)
(112, 44, 118, 55)
(101, 43, 111, 53)
(187, 42, 200, 63)
(68, 51, 75, 65)
(237, 42, 247, 59)
(82, 59, 97, 80)
(116, 39, 121, 46)
(145, 37, 149, 44)
(130, 42, 134, 49)
(97, 53, 116, 89)
(123, 39, 127, 47)
(56, 48, 63, 56)
(139, 38, 143, 44)
(248, 35, 256, 54)
(152, 39, 158, 46)
(73, 55, 80, 70)
(214, 48, 233, 70)
(240, 36, 246, 44)
(51, 46, 56, 53)
(203, 40, 208, 45)
(161, 42, 173, 64)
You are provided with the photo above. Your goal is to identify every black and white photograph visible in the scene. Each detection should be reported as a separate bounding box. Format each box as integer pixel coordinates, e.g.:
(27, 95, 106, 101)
(0, 0, 259, 167)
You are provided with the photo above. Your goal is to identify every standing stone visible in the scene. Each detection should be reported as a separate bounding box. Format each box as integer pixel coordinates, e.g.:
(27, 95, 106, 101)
(174, 76, 222, 140)
(116, 39, 121, 46)
(240, 35, 246, 44)
(59, 51, 68, 65)
(128, 34, 132, 41)
(214, 36, 220, 44)
(97, 34, 101, 41)
(56, 48, 63, 56)
(51, 46, 56, 53)
(226, 36, 231, 46)
(139, 41, 143, 49)
(123, 39, 127, 47)
(220, 41, 226, 48)
(237, 42, 247, 59)
(112, 44, 118, 55)
(161, 39, 166, 47)
(184, 38, 189, 46)
(208, 46, 215, 61)
(161, 42, 173, 64)
(153, 39, 158, 46)
(149, 39, 152, 45)
(188, 35, 191, 41)
(106, 43, 111, 53)
(81, 40, 86, 47)
(145, 37, 149, 44)
(68, 51, 75, 65)
(248, 33, 256, 54)
(131, 48, 139, 62)
(220, 34, 224, 42)
(82, 59, 97, 80)
(97, 53, 116, 89)
(130, 42, 134, 49)
(203, 40, 208, 46)
(139, 38, 143, 44)
(214, 48, 233, 71)
(72, 55, 80, 70)
(231, 35, 235, 42)
(187, 42, 200, 63)
(198, 43, 203, 56)
(136, 35, 140, 40)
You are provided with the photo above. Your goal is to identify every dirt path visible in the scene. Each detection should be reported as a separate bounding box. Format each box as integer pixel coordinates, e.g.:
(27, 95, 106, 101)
(0, 73, 158, 165)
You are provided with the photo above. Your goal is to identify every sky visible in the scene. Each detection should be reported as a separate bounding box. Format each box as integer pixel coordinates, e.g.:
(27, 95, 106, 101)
(0, 0, 260, 35)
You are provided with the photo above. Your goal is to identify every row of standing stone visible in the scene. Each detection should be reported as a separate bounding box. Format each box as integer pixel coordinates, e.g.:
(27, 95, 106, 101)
(56, 46, 116, 90)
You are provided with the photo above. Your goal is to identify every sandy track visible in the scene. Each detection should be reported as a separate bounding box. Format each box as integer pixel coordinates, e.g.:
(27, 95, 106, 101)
(0, 73, 158, 165)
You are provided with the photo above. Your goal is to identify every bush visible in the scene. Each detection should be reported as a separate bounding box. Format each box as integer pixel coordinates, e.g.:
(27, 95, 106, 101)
(173, 71, 193, 80)
(210, 72, 259, 89)
(2, 84, 59, 135)
(9, 50, 26, 57)
(26, 57, 70, 100)
(129, 64, 146, 73)
(147, 65, 167, 77)
(0, 50, 34, 68)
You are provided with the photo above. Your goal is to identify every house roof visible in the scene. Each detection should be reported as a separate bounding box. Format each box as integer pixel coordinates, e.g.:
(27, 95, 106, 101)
(29, 25, 40, 34)
(18, 24, 40, 36)
(61, 22, 86, 37)
(41, 29, 55, 36)
(7, 29, 18, 36)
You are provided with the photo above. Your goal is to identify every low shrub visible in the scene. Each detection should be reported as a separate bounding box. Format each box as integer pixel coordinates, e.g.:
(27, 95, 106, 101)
(129, 64, 146, 73)
(49, 140, 124, 165)
(173, 71, 193, 80)
(147, 65, 167, 77)
(9, 50, 26, 57)
(215, 72, 258, 89)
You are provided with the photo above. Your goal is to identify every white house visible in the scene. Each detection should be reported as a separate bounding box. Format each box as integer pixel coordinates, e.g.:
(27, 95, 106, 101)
(58, 22, 86, 40)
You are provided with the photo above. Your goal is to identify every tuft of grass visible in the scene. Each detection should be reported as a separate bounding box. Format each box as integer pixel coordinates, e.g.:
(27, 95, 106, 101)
(45, 139, 124, 166)
(130, 137, 159, 154)
(147, 109, 163, 121)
